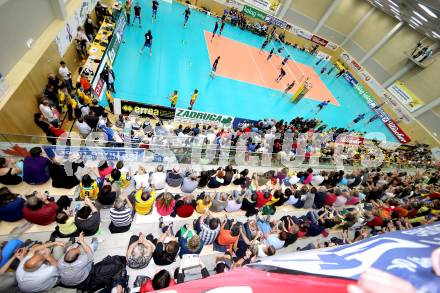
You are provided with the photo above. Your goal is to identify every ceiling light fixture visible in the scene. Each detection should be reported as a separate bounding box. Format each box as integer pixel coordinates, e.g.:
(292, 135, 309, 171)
(410, 17, 422, 25)
(418, 3, 438, 19)
(409, 24, 417, 29)
(433, 31, 440, 38)
(390, 7, 400, 14)
(409, 19, 420, 26)
(414, 11, 428, 22)
(387, 0, 398, 7)
(375, 1, 384, 7)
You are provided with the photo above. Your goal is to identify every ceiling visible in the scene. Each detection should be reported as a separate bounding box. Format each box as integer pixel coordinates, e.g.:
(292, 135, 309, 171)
(366, 0, 440, 41)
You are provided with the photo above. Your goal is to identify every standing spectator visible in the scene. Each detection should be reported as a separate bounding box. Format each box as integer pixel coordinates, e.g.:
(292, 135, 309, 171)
(58, 61, 73, 90)
(84, 14, 96, 41)
(75, 117, 92, 138)
(23, 147, 51, 185)
(75, 197, 100, 236)
(39, 99, 58, 126)
(134, 1, 142, 27)
(125, 0, 131, 25)
(58, 232, 98, 287)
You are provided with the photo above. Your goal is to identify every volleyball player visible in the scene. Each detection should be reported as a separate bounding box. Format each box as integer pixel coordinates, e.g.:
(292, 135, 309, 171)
(283, 81, 295, 95)
(320, 66, 327, 74)
(364, 113, 380, 126)
(280, 55, 290, 67)
(260, 39, 269, 52)
(169, 90, 178, 108)
(189, 89, 198, 110)
(315, 100, 330, 113)
(275, 67, 286, 83)
(210, 56, 220, 78)
(152, 0, 159, 22)
(348, 113, 366, 128)
(134, 1, 141, 27)
(211, 21, 219, 41)
(140, 30, 153, 56)
(219, 19, 226, 35)
(183, 7, 191, 28)
(267, 48, 274, 61)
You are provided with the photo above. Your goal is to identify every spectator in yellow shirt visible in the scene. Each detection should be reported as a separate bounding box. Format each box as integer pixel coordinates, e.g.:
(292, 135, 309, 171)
(106, 89, 114, 113)
(134, 187, 157, 215)
(196, 193, 212, 214)
(169, 90, 178, 108)
(189, 89, 198, 110)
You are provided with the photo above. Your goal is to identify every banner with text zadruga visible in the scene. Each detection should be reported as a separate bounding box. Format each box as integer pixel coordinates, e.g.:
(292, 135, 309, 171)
(174, 108, 234, 128)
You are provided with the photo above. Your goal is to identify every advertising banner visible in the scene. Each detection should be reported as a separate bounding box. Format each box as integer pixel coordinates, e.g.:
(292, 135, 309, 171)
(289, 25, 313, 40)
(243, 0, 282, 14)
(117, 99, 176, 120)
(107, 12, 127, 64)
(311, 35, 328, 46)
(264, 14, 290, 29)
(343, 71, 358, 87)
(354, 83, 411, 144)
(340, 51, 412, 123)
(175, 108, 234, 128)
(55, 0, 97, 57)
(242, 4, 268, 20)
(254, 222, 440, 293)
(387, 81, 424, 112)
(232, 117, 259, 129)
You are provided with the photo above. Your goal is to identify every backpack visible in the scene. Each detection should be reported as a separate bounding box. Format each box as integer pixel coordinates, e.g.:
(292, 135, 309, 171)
(79, 255, 127, 293)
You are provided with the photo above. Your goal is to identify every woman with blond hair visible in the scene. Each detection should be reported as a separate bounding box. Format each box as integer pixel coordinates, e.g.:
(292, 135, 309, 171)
(196, 193, 212, 214)
(155, 191, 175, 216)
(178, 233, 204, 257)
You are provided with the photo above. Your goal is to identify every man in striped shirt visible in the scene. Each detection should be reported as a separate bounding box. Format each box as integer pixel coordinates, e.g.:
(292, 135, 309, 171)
(109, 194, 134, 233)
(194, 212, 220, 245)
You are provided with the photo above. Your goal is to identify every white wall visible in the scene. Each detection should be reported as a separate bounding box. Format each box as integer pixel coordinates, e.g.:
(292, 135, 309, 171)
(0, 0, 55, 75)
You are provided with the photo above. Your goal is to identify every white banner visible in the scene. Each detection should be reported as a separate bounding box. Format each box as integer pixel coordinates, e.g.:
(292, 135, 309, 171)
(339, 51, 412, 123)
(387, 81, 424, 112)
(289, 25, 313, 40)
(243, 0, 282, 14)
(174, 108, 235, 128)
(55, 0, 98, 57)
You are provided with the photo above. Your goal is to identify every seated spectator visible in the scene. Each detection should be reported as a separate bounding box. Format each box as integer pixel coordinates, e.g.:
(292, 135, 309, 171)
(303, 187, 316, 209)
(155, 191, 176, 216)
(75, 197, 100, 236)
(134, 187, 156, 215)
(97, 160, 113, 179)
(173, 195, 196, 218)
(216, 218, 240, 249)
(181, 173, 199, 193)
(0, 246, 27, 292)
(16, 241, 65, 292)
(150, 165, 167, 190)
(49, 157, 82, 189)
(194, 212, 220, 245)
(256, 190, 272, 208)
(109, 193, 134, 233)
(0, 239, 24, 268)
(333, 189, 349, 208)
(126, 232, 155, 269)
(210, 192, 228, 212)
(58, 232, 98, 287)
(196, 193, 212, 214)
(225, 191, 243, 212)
(240, 191, 258, 217)
(96, 184, 117, 209)
(150, 227, 179, 266)
(208, 169, 225, 188)
(134, 166, 150, 190)
(79, 174, 99, 200)
(0, 157, 22, 185)
(198, 171, 209, 188)
(223, 165, 236, 185)
(140, 269, 176, 293)
(314, 187, 327, 209)
(166, 166, 184, 187)
(22, 193, 59, 225)
(0, 187, 25, 222)
(233, 168, 249, 187)
(178, 230, 204, 257)
(55, 210, 78, 238)
(106, 168, 131, 189)
(23, 147, 51, 185)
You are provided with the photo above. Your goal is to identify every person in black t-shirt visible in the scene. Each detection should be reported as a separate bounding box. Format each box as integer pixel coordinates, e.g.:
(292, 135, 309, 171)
(140, 30, 153, 56)
(134, 1, 142, 27)
(152, 0, 159, 22)
(183, 7, 191, 27)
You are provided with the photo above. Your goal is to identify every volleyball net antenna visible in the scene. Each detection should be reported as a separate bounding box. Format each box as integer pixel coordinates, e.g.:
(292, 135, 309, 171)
(272, 32, 308, 85)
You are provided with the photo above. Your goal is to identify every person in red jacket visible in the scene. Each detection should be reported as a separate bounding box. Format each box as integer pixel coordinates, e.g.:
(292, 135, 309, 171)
(140, 269, 176, 293)
(256, 190, 272, 208)
(22, 193, 59, 225)
(172, 195, 196, 218)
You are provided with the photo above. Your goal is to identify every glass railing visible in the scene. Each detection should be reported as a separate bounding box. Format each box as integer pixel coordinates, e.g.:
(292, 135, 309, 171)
(0, 132, 435, 172)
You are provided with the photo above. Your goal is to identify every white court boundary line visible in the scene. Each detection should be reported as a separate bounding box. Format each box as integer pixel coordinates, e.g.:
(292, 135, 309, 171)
(246, 45, 268, 89)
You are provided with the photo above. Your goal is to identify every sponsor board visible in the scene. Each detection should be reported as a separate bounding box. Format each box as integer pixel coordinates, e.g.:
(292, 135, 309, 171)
(107, 12, 127, 64)
(311, 35, 328, 46)
(232, 117, 259, 129)
(175, 108, 234, 128)
(340, 51, 412, 123)
(264, 14, 290, 29)
(117, 99, 176, 120)
(254, 222, 440, 292)
(242, 4, 268, 20)
(289, 25, 313, 40)
(387, 81, 424, 112)
(343, 71, 358, 87)
(243, 0, 282, 14)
